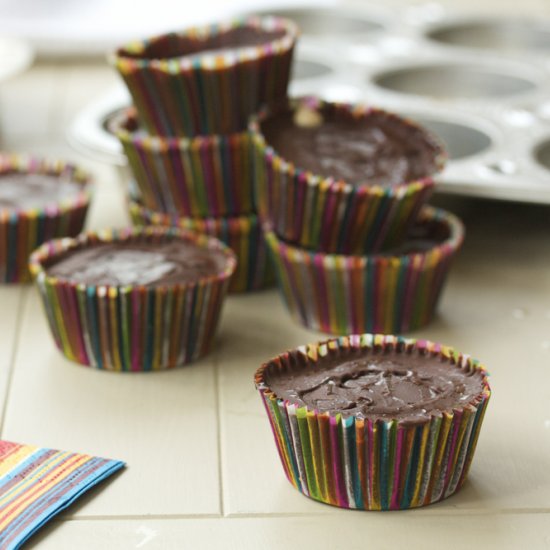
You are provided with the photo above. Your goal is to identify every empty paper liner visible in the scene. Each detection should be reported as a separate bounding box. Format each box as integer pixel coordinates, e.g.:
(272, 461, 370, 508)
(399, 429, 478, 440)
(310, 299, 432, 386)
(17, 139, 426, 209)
(264, 206, 464, 335)
(0, 440, 124, 549)
(0, 154, 91, 284)
(255, 334, 491, 510)
(112, 109, 255, 217)
(111, 16, 298, 136)
(129, 199, 274, 293)
(251, 98, 445, 254)
(29, 226, 236, 371)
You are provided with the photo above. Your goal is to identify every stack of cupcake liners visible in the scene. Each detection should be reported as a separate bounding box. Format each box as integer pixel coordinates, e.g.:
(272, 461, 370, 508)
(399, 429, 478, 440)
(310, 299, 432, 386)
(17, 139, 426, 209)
(128, 200, 272, 294)
(110, 16, 299, 293)
(250, 97, 465, 335)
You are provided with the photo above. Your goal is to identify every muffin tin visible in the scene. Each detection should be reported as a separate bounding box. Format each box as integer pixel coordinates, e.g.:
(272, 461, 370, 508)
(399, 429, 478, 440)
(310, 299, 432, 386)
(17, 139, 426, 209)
(69, 6, 550, 204)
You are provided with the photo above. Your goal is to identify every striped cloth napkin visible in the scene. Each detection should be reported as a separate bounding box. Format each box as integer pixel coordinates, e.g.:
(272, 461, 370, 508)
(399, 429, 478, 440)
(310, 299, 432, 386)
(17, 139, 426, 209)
(0, 440, 124, 549)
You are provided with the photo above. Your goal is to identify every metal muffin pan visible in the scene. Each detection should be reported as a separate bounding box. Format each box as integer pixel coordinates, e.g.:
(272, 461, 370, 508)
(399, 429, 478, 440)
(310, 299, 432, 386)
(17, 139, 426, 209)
(67, 85, 129, 167)
(265, 5, 550, 204)
(422, 17, 550, 58)
(69, 5, 550, 204)
(256, 6, 388, 38)
(371, 60, 540, 101)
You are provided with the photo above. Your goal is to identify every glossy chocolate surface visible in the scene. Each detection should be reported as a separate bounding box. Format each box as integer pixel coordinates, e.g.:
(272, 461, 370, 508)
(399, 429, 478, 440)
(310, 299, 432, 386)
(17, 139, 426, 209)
(261, 107, 441, 187)
(0, 172, 84, 210)
(46, 240, 227, 287)
(123, 26, 287, 60)
(265, 349, 484, 423)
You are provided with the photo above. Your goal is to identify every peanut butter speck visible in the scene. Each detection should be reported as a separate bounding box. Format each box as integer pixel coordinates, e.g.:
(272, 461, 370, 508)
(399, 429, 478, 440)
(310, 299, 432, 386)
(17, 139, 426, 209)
(293, 106, 324, 128)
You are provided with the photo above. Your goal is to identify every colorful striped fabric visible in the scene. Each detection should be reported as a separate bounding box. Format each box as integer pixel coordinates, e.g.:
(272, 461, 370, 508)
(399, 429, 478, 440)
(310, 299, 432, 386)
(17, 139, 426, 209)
(0, 440, 124, 549)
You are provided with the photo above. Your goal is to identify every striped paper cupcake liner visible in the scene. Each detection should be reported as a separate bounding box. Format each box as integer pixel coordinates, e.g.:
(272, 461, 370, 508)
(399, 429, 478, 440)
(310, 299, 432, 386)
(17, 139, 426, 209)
(111, 109, 255, 217)
(255, 334, 491, 510)
(0, 439, 124, 550)
(0, 154, 91, 284)
(129, 199, 274, 293)
(29, 226, 236, 371)
(111, 16, 298, 137)
(251, 98, 445, 255)
(265, 206, 464, 335)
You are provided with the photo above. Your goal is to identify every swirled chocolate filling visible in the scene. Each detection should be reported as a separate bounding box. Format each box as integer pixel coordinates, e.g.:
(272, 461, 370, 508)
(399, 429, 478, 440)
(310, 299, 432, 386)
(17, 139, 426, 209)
(45, 240, 227, 287)
(0, 172, 84, 211)
(265, 349, 484, 423)
(260, 106, 442, 187)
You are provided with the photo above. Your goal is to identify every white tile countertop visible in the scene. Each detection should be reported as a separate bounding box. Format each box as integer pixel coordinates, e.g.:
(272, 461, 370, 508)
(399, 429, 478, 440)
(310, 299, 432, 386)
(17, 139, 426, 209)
(1, 30, 550, 550)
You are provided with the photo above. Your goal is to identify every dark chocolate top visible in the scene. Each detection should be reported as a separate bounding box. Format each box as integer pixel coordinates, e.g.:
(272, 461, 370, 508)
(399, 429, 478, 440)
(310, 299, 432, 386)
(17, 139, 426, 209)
(123, 26, 287, 60)
(45, 241, 227, 287)
(380, 216, 451, 255)
(260, 107, 442, 187)
(264, 349, 484, 423)
(0, 172, 84, 210)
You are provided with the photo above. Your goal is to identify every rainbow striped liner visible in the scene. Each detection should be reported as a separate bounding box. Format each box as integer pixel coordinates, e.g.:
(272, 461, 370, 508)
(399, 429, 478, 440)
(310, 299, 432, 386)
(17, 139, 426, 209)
(129, 199, 274, 293)
(29, 226, 236, 371)
(251, 98, 446, 255)
(111, 109, 255, 217)
(0, 439, 124, 549)
(0, 154, 91, 284)
(255, 334, 491, 510)
(111, 16, 298, 137)
(265, 206, 464, 335)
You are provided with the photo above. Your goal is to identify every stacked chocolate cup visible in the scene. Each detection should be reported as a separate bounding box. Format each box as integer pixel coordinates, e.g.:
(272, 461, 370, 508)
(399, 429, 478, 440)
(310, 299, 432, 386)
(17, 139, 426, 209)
(110, 16, 299, 293)
(251, 97, 465, 334)
(29, 226, 236, 371)
(0, 154, 92, 283)
(255, 334, 491, 510)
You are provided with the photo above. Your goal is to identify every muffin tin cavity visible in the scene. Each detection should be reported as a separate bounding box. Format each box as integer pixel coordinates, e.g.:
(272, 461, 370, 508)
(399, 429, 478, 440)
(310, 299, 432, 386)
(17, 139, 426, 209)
(372, 63, 537, 100)
(427, 20, 550, 53)
(533, 139, 550, 173)
(254, 8, 385, 38)
(292, 58, 333, 80)
(402, 115, 492, 160)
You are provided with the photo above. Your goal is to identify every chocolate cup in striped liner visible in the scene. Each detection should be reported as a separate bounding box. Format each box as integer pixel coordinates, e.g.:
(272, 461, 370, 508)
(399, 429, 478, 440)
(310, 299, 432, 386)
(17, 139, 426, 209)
(111, 16, 298, 137)
(264, 206, 464, 335)
(28, 226, 236, 371)
(250, 98, 446, 255)
(128, 199, 274, 293)
(0, 154, 91, 284)
(255, 334, 491, 510)
(110, 108, 255, 217)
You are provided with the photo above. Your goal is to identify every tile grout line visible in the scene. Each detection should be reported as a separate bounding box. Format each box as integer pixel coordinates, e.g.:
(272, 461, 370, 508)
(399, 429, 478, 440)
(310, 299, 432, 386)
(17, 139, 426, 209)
(213, 346, 225, 517)
(53, 508, 550, 522)
(0, 288, 30, 437)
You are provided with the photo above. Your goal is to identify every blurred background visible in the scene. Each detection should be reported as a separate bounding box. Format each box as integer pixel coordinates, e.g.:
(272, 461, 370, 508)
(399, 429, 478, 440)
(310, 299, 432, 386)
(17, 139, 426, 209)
(1, 0, 550, 219)
(0, 0, 548, 56)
